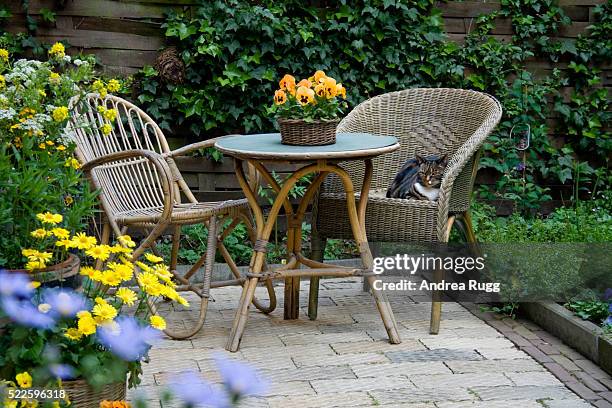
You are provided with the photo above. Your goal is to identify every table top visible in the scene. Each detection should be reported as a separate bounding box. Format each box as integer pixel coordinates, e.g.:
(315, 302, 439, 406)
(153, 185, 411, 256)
(215, 133, 400, 161)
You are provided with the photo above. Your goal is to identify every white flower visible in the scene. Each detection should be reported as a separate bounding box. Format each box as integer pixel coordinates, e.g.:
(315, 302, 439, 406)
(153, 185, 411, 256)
(0, 108, 16, 120)
(63, 55, 72, 63)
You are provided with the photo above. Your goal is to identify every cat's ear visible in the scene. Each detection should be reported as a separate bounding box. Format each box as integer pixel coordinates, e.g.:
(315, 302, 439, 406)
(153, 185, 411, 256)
(415, 154, 425, 164)
(439, 154, 448, 165)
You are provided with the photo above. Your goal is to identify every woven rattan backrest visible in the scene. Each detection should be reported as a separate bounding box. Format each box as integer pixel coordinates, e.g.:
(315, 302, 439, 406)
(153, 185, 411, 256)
(329, 88, 501, 212)
(68, 94, 175, 217)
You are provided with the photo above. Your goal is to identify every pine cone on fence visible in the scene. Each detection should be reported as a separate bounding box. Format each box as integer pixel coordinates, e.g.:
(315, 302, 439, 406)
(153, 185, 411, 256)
(155, 47, 185, 84)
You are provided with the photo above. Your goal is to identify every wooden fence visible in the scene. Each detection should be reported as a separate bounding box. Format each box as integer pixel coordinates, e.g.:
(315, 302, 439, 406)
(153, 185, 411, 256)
(4, 0, 608, 214)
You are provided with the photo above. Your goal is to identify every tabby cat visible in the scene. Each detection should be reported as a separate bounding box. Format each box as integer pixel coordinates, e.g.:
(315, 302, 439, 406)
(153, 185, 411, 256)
(386, 154, 448, 200)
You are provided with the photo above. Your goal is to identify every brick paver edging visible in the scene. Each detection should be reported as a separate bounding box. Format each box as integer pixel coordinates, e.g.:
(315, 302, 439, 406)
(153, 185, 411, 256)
(463, 302, 612, 408)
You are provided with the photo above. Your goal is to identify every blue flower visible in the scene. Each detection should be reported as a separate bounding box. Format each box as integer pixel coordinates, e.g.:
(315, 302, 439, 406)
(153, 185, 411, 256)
(608, 303, 612, 313)
(515, 162, 526, 171)
(605, 316, 612, 326)
(169, 371, 229, 408)
(42, 288, 88, 318)
(97, 316, 160, 361)
(1, 297, 55, 329)
(604, 288, 612, 301)
(0, 270, 35, 299)
(49, 364, 76, 380)
(214, 354, 268, 398)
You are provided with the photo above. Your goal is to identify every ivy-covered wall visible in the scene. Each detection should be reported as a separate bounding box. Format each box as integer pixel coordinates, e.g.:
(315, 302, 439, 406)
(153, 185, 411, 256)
(2, 0, 610, 214)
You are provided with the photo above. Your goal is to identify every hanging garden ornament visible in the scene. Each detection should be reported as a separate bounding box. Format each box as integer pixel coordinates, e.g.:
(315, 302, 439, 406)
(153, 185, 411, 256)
(155, 47, 185, 84)
(510, 123, 530, 151)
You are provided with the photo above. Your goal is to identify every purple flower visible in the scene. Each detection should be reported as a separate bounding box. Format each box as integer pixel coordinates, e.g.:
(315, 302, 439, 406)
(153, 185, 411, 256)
(515, 162, 526, 171)
(214, 354, 268, 398)
(49, 364, 76, 380)
(42, 288, 88, 318)
(97, 316, 160, 361)
(609, 303, 612, 313)
(605, 316, 612, 326)
(1, 297, 55, 329)
(604, 288, 612, 301)
(0, 270, 35, 299)
(169, 371, 229, 408)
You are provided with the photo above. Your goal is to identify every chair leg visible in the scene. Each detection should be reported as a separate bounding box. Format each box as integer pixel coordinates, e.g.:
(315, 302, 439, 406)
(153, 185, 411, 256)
(429, 266, 444, 334)
(308, 234, 326, 320)
(462, 210, 477, 244)
(170, 225, 181, 271)
(226, 276, 259, 352)
(163, 219, 217, 340)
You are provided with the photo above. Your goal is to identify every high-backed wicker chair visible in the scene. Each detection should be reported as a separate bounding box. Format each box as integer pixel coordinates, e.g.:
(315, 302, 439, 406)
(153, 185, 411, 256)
(309, 88, 502, 333)
(68, 93, 276, 339)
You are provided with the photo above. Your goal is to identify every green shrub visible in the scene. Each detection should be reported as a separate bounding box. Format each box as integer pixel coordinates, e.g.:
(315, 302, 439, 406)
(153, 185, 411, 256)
(133, 0, 610, 214)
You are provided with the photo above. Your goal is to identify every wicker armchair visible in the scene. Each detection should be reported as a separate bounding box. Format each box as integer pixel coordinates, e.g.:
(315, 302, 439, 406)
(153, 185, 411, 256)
(68, 94, 276, 339)
(309, 88, 502, 333)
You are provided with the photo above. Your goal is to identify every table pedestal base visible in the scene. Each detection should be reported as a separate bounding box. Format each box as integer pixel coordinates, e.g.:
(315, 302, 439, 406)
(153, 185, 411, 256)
(225, 158, 401, 352)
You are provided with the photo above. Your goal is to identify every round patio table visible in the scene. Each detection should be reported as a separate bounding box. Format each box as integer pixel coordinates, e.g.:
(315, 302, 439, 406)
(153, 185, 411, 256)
(216, 133, 402, 352)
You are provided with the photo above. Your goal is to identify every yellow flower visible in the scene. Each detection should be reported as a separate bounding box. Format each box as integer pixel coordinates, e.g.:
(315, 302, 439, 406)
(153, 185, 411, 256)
(100, 270, 122, 287)
(64, 328, 82, 341)
(99, 87, 108, 98)
(279, 74, 296, 93)
(323, 77, 337, 98)
(92, 79, 104, 92)
(136, 261, 153, 273)
(51, 227, 70, 239)
(296, 79, 312, 88)
(0, 48, 8, 61)
(56, 144, 66, 151)
(145, 253, 164, 263)
(314, 83, 326, 98)
(103, 108, 117, 122)
(116, 287, 137, 306)
(37, 212, 63, 225)
(108, 262, 133, 281)
(79, 266, 98, 278)
(30, 281, 41, 289)
(138, 271, 160, 293)
(26, 260, 45, 271)
(296, 86, 315, 105)
(56, 238, 75, 249)
(64, 195, 74, 205)
(64, 157, 81, 169)
(86, 245, 111, 261)
(38, 90, 47, 97)
(314, 70, 327, 82)
(71, 232, 97, 250)
(30, 227, 48, 238)
(107, 79, 121, 93)
(16, 372, 32, 388)
(49, 72, 61, 84)
(336, 83, 346, 99)
(0, 74, 5, 90)
(49, 42, 65, 58)
(273, 89, 287, 105)
(110, 244, 132, 254)
(22, 248, 37, 257)
(177, 295, 190, 307)
(101, 123, 112, 135)
(93, 302, 118, 321)
(52, 106, 69, 122)
(149, 315, 166, 330)
(77, 312, 97, 335)
(118, 235, 136, 248)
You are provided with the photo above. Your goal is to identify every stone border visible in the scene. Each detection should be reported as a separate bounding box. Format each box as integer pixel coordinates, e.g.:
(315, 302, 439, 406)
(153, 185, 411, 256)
(521, 301, 612, 375)
(465, 302, 612, 407)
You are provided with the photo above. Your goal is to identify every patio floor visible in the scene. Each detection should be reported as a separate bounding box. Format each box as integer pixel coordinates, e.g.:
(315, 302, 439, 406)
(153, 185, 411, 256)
(129, 277, 591, 407)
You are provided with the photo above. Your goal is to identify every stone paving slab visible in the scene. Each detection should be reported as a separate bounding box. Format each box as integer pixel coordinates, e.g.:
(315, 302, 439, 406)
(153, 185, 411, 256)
(128, 278, 590, 407)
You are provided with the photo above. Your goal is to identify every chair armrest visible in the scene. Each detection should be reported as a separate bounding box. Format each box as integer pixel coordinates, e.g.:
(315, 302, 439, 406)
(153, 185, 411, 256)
(81, 149, 175, 223)
(164, 134, 241, 158)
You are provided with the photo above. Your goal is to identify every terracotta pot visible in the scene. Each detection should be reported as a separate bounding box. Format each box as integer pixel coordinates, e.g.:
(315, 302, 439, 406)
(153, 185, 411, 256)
(7, 253, 81, 289)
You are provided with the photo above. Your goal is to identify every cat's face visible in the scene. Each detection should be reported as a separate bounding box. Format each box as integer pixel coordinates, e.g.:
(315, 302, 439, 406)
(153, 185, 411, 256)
(416, 154, 448, 187)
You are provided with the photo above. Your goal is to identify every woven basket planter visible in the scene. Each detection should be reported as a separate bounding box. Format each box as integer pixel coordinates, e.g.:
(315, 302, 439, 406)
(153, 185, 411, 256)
(278, 118, 340, 146)
(7, 253, 81, 288)
(63, 378, 127, 407)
